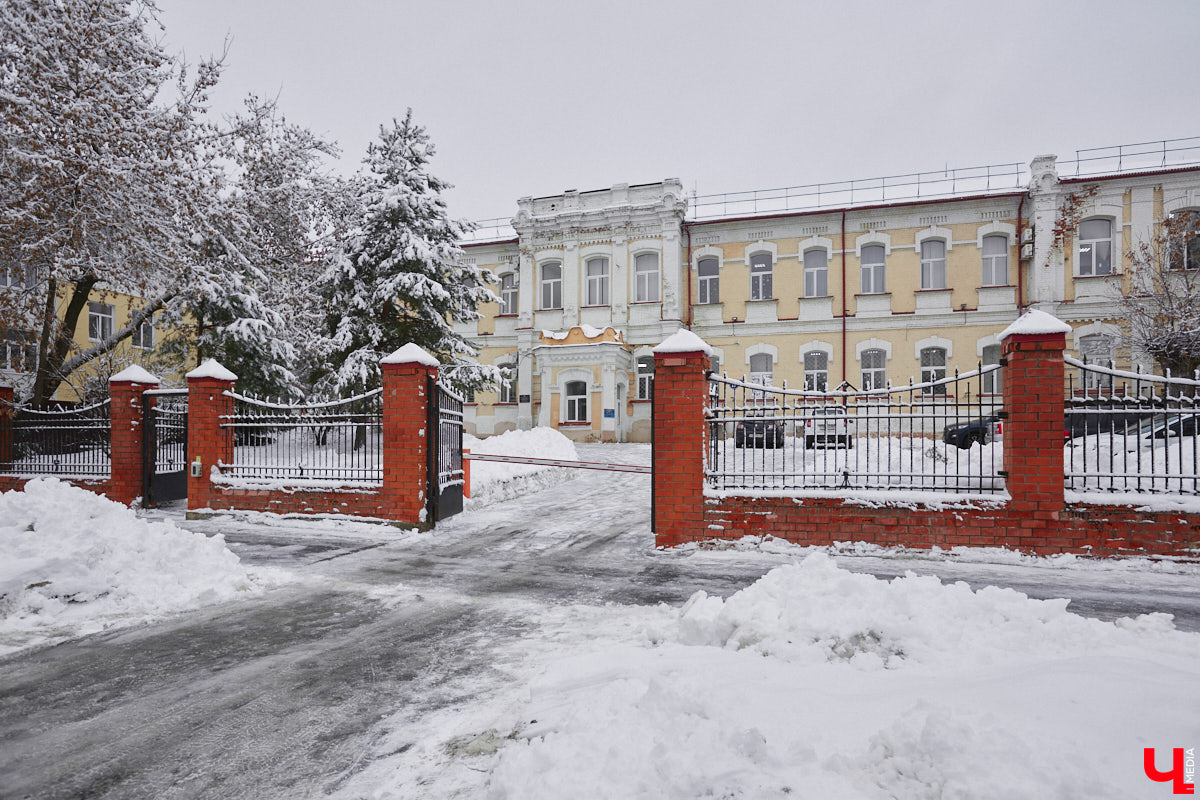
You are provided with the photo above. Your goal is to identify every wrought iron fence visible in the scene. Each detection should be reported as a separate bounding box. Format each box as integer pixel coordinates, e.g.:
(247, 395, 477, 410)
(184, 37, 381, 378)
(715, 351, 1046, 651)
(0, 399, 112, 478)
(1065, 357, 1200, 496)
(706, 366, 1004, 494)
(219, 389, 383, 484)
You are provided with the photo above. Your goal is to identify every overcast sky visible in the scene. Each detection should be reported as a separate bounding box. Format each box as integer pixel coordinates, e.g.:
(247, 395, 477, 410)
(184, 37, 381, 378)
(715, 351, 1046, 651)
(156, 0, 1200, 223)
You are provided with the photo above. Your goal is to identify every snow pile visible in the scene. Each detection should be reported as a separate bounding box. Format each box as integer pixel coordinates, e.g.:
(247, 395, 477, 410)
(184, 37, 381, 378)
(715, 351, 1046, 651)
(488, 554, 1199, 799)
(0, 479, 256, 655)
(465, 427, 579, 506)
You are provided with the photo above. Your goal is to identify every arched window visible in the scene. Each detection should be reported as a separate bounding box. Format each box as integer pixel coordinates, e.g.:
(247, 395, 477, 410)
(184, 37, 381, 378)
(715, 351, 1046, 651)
(498, 364, 518, 404)
(861, 245, 886, 294)
(920, 347, 947, 394)
(920, 241, 946, 289)
(1169, 210, 1200, 270)
(565, 380, 588, 422)
(861, 348, 886, 390)
(540, 261, 562, 309)
(803, 351, 828, 391)
(1079, 334, 1116, 389)
(749, 352, 773, 386)
(697, 256, 719, 304)
(585, 257, 609, 306)
(981, 235, 1008, 287)
(982, 344, 1001, 394)
(499, 273, 518, 315)
(636, 356, 654, 400)
(634, 253, 660, 302)
(749, 252, 773, 300)
(1078, 219, 1113, 276)
(803, 249, 828, 298)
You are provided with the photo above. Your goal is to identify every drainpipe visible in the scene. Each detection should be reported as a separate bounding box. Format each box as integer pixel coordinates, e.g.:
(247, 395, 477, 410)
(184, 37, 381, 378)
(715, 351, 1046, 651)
(840, 209, 848, 384)
(684, 221, 693, 329)
(1016, 195, 1026, 310)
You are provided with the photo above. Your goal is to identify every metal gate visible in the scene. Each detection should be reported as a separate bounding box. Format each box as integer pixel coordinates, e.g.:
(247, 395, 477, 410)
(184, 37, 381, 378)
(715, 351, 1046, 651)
(143, 389, 188, 505)
(427, 377, 464, 522)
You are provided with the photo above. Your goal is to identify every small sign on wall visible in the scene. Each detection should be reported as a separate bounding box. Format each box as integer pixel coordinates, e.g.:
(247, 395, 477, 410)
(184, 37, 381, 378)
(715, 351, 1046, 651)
(603, 409, 615, 418)
(519, 394, 530, 403)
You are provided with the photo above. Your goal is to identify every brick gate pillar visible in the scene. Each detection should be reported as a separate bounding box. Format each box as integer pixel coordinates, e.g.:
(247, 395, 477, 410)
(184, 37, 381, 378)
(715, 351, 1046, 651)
(381, 344, 439, 528)
(108, 365, 160, 505)
(186, 359, 237, 512)
(652, 330, 714, 548)
(1000, 309, 1071, 531)
(0, 383, 13, 471)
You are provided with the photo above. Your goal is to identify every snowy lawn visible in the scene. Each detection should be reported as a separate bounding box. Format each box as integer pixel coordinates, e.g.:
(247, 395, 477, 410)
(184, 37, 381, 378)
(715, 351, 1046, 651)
(465, 427, 579, 506)
(0, 479, 262, 656)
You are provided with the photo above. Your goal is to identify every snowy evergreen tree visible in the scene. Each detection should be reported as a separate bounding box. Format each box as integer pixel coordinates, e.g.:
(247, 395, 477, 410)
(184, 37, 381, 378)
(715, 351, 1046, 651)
(314, 111, 498, 396)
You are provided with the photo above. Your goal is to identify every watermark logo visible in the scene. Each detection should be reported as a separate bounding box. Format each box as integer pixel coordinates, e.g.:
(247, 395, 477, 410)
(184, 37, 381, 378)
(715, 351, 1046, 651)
(1144, 748, 1196, 795)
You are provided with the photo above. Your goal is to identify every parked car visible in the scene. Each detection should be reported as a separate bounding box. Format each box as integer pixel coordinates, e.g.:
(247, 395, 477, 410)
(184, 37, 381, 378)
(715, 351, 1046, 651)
(942, 415, 1002, 449)
(803, 405, 853, 449)
(734, 418, 785, 448)
(1139, 413, 1199, 440)
(1064, 408, 1152, 440)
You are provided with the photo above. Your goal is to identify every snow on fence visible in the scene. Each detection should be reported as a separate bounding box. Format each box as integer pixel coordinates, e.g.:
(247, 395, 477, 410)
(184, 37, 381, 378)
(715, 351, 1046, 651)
(1065, 357, 1200, 496)
(705, 367, 1004, 494)
(0, 399, 112, 478)
(217, 389, 383, 485)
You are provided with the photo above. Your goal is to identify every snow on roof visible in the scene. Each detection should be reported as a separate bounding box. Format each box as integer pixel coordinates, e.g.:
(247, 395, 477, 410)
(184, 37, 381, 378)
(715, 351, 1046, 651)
(381, 343, 440, 367)
(652, 329, 714, 356)
(185, 359, 238, 381)
(540, 325, 623, 342)
(999, 308, 1072, 339)
(109, 365, 159, 384)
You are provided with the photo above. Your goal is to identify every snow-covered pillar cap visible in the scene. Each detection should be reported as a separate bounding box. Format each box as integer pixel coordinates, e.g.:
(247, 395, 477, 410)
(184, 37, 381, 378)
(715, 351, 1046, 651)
(999, 308, 1072, 340)
(185, 358, 238, 381)
(381, 343, 440, 367)
(109, 364, 160, 384)
(652, 329, 715, 356)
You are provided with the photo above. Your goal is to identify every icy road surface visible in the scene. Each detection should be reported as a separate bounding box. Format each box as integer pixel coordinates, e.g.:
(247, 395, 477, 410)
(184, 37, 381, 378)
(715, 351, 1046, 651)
(1, 443, 1198, 799)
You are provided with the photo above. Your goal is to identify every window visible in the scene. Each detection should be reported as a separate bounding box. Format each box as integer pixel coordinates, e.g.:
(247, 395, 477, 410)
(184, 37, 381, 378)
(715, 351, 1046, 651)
(1079, 334, 1115, 390)
(920, 241, 947, 289)
(1, 263, 33, 289)
(1, 332, 36, 372)
(803, 249, 828, 298)
(539, 261, 562, 309)
(861, 245, 886, 294)
(920, 347, 947, 395)
(749, 252, 773, 300)
(1078, 219, 1113, 276)
(634, 253, 660, 302)
(803, 351, 828, 391)
(585, 257, 610, 306)
(748, 353, 773, 386)
(88, 302, 114, 342)
(982, 344, 1001, 394)
(636, 356, 654, 400)
(981, 235, 1008, 286)
(131, 312, 154, 350)
(499, 273, 518, 314)
(1168, 211, 1200, 270)
(565, 380, 588, 422)
(709, 354, 721, 375)
(498, 365, 518, 404)
(697, 257, 719, 304)
(861, 348, 887, 390)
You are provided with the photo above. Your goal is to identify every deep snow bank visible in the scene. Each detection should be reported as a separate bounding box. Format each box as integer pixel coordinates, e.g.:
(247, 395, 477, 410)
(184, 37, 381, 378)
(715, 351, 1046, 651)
(465, 427, 578, 506)
(0, 479, 256, 655)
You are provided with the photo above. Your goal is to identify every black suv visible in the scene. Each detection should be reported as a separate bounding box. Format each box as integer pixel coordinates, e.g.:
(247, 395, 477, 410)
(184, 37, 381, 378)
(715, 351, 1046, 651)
(734, 418, 785, 448)
(942, 416, 1001, 449)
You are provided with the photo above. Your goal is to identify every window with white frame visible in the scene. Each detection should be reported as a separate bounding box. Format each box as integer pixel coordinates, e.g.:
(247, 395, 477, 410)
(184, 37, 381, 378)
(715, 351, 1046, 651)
(1, 332, 36, 372)
(803, 249, 828, 298)
(749, 252, 773, 300)
(499, 273, 518, 314)
(748, 352, 773, 386)
(1079, 334, 1115, 389)
(920, 240, 947, 289)
(585, 257, 609, 306)
(1, 262, 33, 289)
(634, 252, 660, 302)
(88, 302, 114, 342)
(803, 351, 828, 391)
(497, 364, 517, 403)
(709, 353, 721, 374)
(131, 312, 154, 350)
(565, 380, 588, 422)
(982, 344, 1001, 394)
(1077, 219, 1113, 276)
(861, 245, 886, 294)
(1168, 210, 1200, 270)
(636, 356, 654, 400)
(697, 256, 719, 304)
(861, 348, 886, 390)
(920, 347, 947, 394)
(540, 261, 562, 309)
(981, 235, 1008, 286)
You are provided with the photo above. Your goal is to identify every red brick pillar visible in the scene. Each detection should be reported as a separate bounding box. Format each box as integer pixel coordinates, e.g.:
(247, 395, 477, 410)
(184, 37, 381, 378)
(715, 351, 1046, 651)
(652, 332, 712, 548)
(0, 383, 13, 471)
(381, 345, 439, 528)
(186, 360, 237, 512)
(1001, 316, 1068, 540)
(108, 367, 160, 505)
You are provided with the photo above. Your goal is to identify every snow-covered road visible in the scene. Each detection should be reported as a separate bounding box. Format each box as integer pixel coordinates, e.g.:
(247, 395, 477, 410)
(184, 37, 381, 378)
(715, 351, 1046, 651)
(2, 443, 1198, 798)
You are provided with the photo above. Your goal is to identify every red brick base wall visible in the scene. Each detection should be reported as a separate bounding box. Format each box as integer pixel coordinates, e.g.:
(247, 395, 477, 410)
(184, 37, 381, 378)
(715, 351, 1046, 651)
(0, 476, 113, 497)
(702, 495, 1200, 558)
(200, 484, 394, 520)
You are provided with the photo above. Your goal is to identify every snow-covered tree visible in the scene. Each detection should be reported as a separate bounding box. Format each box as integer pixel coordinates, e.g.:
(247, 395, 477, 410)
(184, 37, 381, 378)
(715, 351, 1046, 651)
(314, 111, 498, 396)
(1119, 210, 1200, 377)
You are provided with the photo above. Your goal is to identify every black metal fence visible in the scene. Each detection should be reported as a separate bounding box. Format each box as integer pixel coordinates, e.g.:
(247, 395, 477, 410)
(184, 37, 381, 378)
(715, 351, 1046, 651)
(219, 389, 383, 484)
(706, 366, 1004, 494)
(1, 399, 112, 478)
(1065, 357, 1200, 495)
